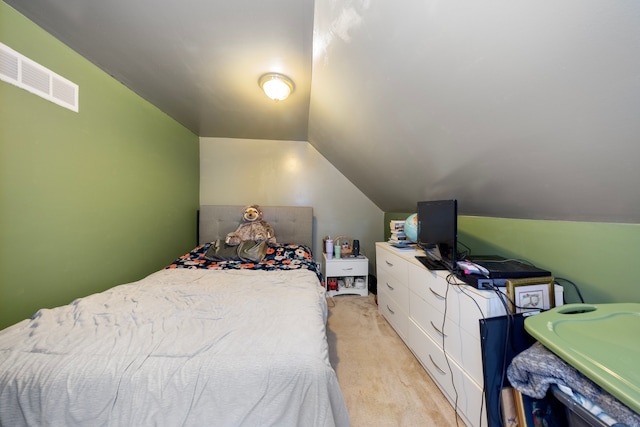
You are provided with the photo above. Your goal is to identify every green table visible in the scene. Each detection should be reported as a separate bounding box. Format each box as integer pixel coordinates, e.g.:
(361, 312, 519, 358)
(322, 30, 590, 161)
(524, 303, 640, 414)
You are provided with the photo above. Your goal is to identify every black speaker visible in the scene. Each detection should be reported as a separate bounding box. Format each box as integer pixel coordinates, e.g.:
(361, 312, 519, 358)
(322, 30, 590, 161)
(352, 240, 360, 256)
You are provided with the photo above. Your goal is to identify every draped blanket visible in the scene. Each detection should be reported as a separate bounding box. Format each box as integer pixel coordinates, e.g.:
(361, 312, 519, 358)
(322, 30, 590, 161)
(507, 342, 640, 426)
(167, 242, 322, 281)
(0, 268, 348, 427)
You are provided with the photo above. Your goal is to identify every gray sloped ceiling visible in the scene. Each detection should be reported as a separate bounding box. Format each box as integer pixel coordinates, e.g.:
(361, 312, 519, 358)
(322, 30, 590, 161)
(6, 0, 640, 222)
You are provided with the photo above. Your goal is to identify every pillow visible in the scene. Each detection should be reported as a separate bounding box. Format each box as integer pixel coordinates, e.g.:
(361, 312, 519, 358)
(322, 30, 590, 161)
(204, 239, 267, 263)
(264, 243, 313, 262)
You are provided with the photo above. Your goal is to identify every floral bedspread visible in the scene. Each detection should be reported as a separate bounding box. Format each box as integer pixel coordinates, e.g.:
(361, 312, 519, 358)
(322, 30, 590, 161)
(166, 242, 322, 282)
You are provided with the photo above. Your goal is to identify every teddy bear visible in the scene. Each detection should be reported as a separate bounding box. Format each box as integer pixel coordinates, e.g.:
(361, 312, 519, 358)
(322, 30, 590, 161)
(225, 204, 276, 246)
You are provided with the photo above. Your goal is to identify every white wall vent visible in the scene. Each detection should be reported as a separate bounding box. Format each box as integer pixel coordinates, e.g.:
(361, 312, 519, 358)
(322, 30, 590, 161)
(0, 42, 79, 112)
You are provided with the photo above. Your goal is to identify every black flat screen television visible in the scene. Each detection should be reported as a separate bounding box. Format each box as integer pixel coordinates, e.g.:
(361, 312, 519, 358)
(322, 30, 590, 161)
(417, 199, 458, 271)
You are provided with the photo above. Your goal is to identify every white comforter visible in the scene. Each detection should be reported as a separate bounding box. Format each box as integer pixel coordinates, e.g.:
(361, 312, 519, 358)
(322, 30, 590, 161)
(0, 269, 349, 427)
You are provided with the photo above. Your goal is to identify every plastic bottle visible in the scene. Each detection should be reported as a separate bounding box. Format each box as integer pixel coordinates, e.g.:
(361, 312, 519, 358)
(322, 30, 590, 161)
(326, 236, 333, 259)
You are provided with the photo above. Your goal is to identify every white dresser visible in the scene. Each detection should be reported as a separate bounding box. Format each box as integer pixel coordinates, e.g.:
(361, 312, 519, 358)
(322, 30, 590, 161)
(376, 242, 562, 427)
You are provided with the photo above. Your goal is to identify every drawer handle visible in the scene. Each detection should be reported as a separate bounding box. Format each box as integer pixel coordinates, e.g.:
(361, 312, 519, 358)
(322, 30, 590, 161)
(386, 305, 395, 315)
(429, 354, 446, 375)
(385, 260, 394, 267)
(430, 321, 447, 337)
(429, 287, 445, 299)
(341, 267, 354, 271)
(385, 282, 395, 291)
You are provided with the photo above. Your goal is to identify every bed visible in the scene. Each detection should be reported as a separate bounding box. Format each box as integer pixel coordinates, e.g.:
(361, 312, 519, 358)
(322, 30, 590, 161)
(0, 205, 349, 427)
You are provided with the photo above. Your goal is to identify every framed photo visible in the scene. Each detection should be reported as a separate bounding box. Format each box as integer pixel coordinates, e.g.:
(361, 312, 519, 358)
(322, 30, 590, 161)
(506, 276, 555, 314)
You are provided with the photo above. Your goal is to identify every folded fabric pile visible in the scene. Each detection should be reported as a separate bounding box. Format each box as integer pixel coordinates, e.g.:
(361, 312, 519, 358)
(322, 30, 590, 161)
(507, 342, 640, 426)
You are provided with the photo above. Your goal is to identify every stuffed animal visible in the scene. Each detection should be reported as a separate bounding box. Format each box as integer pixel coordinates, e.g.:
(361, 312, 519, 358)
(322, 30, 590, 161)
(225, 205, 276, 246)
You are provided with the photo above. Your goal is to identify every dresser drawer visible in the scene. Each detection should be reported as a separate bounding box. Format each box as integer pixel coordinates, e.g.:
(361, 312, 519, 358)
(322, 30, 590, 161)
(376, 246, 409, 284)
(409, 292, 484, 385)
(446, 285, 494, 339)
(409, 290, 449, 344)
(377, 268, 409, 314)
(408, 319, 487, 427)
(409, 318, 454, 397)
(325, 258, 368, 277)
(410, 263, 497, 340)
(378, 289, 408, 341)
(408, 263, 449, 314)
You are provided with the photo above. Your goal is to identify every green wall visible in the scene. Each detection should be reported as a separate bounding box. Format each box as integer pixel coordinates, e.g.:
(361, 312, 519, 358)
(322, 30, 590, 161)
(457, 216, 640, 304)
(384, 212, 640, 304)
(0, 3, 200, 330)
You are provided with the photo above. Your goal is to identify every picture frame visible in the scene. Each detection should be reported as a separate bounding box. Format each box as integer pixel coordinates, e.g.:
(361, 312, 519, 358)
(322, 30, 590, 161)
(512, 388, 530, 427)
(501, 387, 519, 427)
(506, 276, 555, 314)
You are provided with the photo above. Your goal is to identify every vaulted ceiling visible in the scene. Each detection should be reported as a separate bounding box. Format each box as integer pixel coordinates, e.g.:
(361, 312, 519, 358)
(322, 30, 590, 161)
(7, 0, 640, 223)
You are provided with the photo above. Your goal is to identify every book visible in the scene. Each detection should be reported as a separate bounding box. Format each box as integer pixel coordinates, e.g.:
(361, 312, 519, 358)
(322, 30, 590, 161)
(389, 220, 405, 230)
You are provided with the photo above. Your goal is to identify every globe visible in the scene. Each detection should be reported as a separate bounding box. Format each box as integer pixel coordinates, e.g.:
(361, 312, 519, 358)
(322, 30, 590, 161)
(404, 213, 418, 242)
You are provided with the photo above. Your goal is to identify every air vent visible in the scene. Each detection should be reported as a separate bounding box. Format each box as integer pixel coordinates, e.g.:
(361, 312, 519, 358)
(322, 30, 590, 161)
(0, 42, 79, 112)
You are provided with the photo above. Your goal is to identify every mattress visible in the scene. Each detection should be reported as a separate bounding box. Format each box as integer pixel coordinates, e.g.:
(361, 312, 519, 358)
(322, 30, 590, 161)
(0, 263, 348, 426)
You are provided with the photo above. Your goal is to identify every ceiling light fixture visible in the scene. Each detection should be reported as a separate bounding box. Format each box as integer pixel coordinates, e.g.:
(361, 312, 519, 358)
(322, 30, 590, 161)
(259, 73, 294, 101)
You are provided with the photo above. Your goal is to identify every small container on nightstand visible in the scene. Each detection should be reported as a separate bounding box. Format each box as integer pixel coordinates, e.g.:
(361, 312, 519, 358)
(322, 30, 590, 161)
(322, 252, 368, 297)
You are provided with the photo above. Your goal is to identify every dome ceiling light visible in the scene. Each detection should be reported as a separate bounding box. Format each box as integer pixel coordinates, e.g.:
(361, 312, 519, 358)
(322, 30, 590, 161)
(259, 73, 294, 101)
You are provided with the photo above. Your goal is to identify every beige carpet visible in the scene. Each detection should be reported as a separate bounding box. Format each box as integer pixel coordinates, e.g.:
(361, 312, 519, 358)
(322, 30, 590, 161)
(326, 294, 464, 427)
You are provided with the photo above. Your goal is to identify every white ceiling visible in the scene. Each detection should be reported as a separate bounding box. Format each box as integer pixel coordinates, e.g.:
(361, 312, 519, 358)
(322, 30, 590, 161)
(6, 0, 314, 140)
(7, 0, 640, 222)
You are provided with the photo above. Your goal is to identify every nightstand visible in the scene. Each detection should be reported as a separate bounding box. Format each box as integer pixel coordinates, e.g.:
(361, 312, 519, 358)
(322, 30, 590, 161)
(322, 253, 369, 297)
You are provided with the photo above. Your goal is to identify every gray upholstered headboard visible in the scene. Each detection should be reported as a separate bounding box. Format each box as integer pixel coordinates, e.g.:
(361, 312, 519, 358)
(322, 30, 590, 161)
(198, 205, 313, 248)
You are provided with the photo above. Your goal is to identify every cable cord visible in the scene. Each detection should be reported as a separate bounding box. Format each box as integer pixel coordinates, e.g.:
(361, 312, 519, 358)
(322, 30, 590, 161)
(487, 284, 515, 427)
(441, 274, 461, 427)
(555, 277, 584, 303)
(453, 279, 489, 427)
(431, 272, 545, 426)
(457, 240, 471, 260)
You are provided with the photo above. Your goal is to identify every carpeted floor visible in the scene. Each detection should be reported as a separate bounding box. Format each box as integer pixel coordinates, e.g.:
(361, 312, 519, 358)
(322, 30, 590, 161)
(326, 294, 464, 427)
